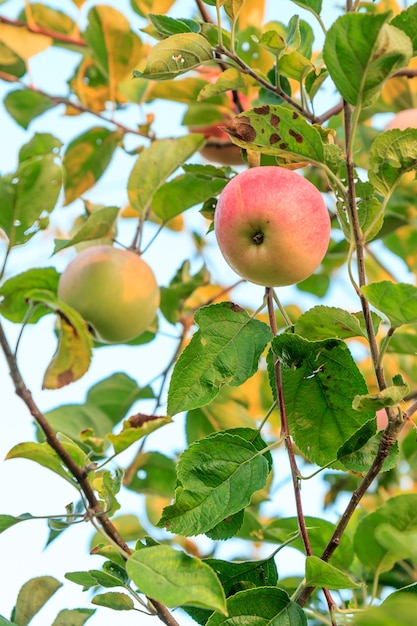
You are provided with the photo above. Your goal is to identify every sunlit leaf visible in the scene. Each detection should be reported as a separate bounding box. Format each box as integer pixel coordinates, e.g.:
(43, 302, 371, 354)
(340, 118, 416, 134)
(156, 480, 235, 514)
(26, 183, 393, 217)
(0, 23, 52, 60)
(13, 577, 62, 626)
(6, 437, 87, 486)
(126, 545, 227, 613)
(295, 305, 381, 341)
(0, 154, 62, 246)
(50, 608, 95, 626)
(127, 135, 205, 215)
(53, 206, 119, 253)
(107, 416, 172, 455)
(63, 127, 122, 205)
(91, 592, 134, 610)
(85, 6, 144, 83)
(134, 33, 213, 80)
(0, 267, 59, 323)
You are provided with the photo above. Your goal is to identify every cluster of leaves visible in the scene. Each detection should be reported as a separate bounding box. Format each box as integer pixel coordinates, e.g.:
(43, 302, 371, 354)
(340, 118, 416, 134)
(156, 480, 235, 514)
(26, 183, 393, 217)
(1, 1, 417, 625)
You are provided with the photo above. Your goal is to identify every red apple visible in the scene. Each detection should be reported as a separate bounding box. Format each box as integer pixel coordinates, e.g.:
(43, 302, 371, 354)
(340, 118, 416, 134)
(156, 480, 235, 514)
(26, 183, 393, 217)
(58, 245, 160, 343)
(384, 108, 417, 130)
(214, 166, 330, 287)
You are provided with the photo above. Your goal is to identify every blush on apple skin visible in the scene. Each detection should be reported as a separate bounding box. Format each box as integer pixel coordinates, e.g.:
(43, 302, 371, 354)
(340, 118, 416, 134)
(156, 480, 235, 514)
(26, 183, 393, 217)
(384, 108, 417, 130)
(214, 166, 331, 287)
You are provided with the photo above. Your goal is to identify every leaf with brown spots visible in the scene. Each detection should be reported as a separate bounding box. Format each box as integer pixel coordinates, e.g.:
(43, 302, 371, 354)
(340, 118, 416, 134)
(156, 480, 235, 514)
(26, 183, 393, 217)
(23, 289, 94, 389)
(223, 104, 325, 164)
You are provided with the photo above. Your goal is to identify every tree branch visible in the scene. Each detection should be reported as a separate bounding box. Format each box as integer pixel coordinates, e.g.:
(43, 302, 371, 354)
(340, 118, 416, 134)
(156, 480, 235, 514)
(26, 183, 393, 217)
(0, 320, 180, 626)
(0, 14, 86, 47)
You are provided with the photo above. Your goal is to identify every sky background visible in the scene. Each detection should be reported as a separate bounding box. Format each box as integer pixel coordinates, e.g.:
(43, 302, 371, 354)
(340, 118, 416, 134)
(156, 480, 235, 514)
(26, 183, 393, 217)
(0, 1, 398, 624)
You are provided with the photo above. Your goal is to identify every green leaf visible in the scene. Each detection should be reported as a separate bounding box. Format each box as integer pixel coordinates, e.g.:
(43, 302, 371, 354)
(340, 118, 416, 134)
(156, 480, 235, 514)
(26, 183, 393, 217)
(50, 609, 95, 626)
(354, 493, 417, 572)
(127, 135, 205, 215)
(167, 302, 272, 416)
(305, 556, 361, 589)
(22, 290, 93, 389)
(337, 425, 399, 474)
(4, 88, 54, 128)
(134, 33, 213, 80)
(205, 509, 245, 541)
(126, 545, 227, 614)
(149, 14, 200, 36)
(53, 207, 119, 252)
(361, 281, 417, 328)
(6, 438, 87, 486)
(206, 586, 307, 625)
(0, 267, 59, 323)
(160, 261, 210, 325)
(0, 154, 62, 246)
(353, 383, 409, 411)
(158, 430, 270, 536)
(63, 127, 122, 205)
(294, 305, 381, 341)
(391, 4, 417, 54)
(270, 334, 374, 467)
(85, 5, 143, 83)
(19, 132, 63, 162)
(198, 68, 251, 100)
(263, 516, 353, 570)
(91, 592, 134, 610)
(205, 555, 278, 596)
(152, 172, 228, 223)
(13, 576, 62, 626)
(290, 0, 322, 15)
(355, 594, 417, 626)
(123, 451, 176, 497)
(65, 571, 100, 590)
(369, 129, 417, 196)
(224, 104, 325, 163)
(107, 415, 172, 455)
(323, 12, 412, 107)
(0, 513, 34, 534)
(374, 525, 417, 563)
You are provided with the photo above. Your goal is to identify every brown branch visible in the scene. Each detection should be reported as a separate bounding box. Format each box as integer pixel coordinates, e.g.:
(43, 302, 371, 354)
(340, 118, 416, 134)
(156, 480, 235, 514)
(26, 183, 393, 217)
(266, 289, 337, 624)
(0, 14, 86, 47)
(0, 71, 149, 138)
(0, 320, 180, 626)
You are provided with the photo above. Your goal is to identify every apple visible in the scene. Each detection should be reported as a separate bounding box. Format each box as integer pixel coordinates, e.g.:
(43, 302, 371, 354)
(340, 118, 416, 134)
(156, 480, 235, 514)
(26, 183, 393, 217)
(385, 108, 417, 130)
(214, 166, 330, 287)
(58, 245, 160, 343)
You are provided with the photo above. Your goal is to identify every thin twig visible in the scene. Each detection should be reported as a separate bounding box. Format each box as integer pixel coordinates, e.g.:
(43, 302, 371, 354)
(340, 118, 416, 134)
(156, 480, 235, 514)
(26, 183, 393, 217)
(0, 14, 86, 47)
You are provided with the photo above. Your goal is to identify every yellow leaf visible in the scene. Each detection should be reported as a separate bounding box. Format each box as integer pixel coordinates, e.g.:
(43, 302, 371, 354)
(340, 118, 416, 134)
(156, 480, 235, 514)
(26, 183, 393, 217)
(0, 24, 52, 61)
(238, 0, 266, 29)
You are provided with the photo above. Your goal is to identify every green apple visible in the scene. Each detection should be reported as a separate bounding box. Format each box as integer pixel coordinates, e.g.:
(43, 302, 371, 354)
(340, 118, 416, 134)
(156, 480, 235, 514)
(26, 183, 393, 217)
(214, 166, 331, 287)
(58, 245, 160, 343)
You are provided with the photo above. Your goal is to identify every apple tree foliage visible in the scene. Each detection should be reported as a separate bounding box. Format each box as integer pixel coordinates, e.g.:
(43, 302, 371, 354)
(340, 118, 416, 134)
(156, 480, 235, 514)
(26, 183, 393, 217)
(1, 0, 417, 625)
